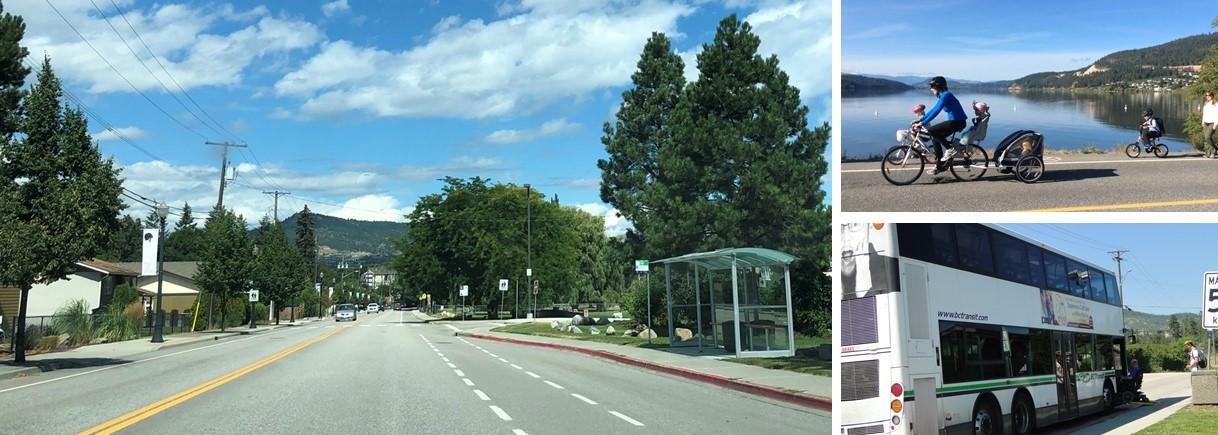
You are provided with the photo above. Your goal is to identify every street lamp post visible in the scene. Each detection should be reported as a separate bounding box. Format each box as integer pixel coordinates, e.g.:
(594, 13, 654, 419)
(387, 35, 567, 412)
(150, 203, 169, 343)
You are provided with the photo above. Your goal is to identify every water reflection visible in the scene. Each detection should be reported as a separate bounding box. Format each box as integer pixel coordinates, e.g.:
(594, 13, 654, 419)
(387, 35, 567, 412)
(842, 90, 1198, 159)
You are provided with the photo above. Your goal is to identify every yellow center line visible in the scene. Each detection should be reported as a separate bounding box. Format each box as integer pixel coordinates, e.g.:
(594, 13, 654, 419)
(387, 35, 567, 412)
(1022, 197, 1218, 212)
(79, 325, 350, 435)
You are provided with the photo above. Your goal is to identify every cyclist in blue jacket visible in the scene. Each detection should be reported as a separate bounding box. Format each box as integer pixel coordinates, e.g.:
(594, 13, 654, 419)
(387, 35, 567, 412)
(914, 76, 968, 174)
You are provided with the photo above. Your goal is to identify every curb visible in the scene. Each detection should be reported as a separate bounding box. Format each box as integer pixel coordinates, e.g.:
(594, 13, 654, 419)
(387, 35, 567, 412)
(154, 332, 243, 351)
(457, 331, 831, 412)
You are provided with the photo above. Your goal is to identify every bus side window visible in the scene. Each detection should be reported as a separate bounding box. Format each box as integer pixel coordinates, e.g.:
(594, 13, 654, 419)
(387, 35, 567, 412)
(1043, 251, 1069, 293)
(1030, 329, 1054, 375)
(1007, 328, 1031, 376)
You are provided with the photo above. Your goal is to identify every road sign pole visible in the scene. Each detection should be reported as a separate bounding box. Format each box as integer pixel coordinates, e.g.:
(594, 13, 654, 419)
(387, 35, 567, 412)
(646, 271, 652, 345)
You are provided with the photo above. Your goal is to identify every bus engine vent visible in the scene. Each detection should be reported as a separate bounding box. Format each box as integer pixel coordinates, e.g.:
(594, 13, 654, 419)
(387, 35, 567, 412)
(842, 296, 878, 346)
(846, 424, 885, 435)
(840, 359, 880, 401)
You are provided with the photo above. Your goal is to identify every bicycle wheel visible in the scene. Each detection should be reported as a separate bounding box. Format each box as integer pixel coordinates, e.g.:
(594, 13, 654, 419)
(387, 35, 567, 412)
(1125, 143, 1141, 158)
(949, 144, 989, 182)
(1014, 155, 1044, 183)
(881, 145, 925, 185)
(1152, 144, 1169, 158)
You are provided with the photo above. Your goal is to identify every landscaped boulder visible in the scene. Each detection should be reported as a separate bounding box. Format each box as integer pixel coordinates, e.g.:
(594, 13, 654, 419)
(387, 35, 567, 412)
(605, 325, 616, 335)
(590, 326, 601, 335)
(572, 314, 594, 326)
(550, 320, 561, 330)
(638, 328, 658, 339)
(612, 312, 623, 319)
(567, 325, 583, 334)
(594, 317, 610, 325)
(675, 328, 694, 342)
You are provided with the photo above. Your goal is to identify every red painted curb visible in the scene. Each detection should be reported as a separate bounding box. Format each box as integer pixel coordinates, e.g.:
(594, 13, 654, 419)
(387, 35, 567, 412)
(460, 331, 832, 411)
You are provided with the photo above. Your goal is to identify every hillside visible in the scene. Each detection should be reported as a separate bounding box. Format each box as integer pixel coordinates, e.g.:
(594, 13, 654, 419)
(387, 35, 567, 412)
(278, 212, 406, 261)
(1125, 310, 1199, 334)
(842, 73, 911, 96)
(1011, 32, 1218, 90)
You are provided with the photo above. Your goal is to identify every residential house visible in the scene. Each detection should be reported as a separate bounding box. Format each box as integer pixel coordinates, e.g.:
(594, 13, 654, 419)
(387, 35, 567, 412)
(363, 267, 396, 288)
(118, 261, 201, 314)
(0, 259, 138, 335)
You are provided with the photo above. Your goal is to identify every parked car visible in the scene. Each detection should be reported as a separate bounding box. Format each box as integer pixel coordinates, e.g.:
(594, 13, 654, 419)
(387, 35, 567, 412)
(335, 303, 357, 322)
(367, 303, 380, 313)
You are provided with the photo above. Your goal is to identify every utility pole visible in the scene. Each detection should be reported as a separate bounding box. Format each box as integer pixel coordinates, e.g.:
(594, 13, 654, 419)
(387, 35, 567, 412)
(525, 183, 533, 318)
(262, 190, 291, 222)
(1109, 250, 1129, 306)
(205, 141, 247, 210)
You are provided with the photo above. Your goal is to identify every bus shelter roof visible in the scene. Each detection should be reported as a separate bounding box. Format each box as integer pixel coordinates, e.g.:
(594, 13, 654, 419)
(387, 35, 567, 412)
(653, 248, 796, 271)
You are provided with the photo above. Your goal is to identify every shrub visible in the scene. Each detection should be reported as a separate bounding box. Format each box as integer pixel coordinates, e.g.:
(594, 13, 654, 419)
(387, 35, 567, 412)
(51, 299, 95, 346)
(1129, 343, 1190, 372)
(620, 278, 666, 332)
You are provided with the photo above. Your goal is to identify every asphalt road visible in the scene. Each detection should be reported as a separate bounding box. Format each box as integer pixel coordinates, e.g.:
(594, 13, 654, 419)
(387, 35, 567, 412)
(841, 153, 1218, 212)
(0, 310, 826, 434)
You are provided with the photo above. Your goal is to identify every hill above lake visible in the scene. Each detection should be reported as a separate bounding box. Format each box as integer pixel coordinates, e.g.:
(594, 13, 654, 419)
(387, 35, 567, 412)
(1011, 32, 1218, 90)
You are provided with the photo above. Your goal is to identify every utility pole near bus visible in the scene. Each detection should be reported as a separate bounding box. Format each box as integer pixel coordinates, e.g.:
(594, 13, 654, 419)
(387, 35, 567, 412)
(262, 190, 291, 222)
(1108, 250, 1129, 307)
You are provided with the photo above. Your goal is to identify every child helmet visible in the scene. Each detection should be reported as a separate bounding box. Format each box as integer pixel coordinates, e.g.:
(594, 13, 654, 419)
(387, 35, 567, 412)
(973, 101, 989, 113)
(912, 103, 926, 113)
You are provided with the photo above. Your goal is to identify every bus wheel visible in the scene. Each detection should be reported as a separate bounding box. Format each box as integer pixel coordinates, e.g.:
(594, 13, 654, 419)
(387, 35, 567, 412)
(1011, 394, 1035, 435)
(973, 398, 1003, 435)
(1103, 381, 1117, 411)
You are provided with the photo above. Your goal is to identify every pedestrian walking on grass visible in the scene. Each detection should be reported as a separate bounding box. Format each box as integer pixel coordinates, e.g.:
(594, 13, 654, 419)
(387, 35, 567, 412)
(1203, 91, 1218, 158)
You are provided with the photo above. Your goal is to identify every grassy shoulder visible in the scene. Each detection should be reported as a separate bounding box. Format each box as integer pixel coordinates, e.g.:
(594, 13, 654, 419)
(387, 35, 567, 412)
(493, 322, 830, 376)
(1138, 405, 1218, 434)
(492, 321, 669, 348)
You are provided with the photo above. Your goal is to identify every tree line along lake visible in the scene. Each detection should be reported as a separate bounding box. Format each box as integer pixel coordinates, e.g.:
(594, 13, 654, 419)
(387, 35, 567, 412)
(841, 90, 1200, 160)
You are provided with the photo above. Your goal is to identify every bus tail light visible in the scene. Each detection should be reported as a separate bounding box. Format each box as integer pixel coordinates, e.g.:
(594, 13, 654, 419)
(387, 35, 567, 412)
(890, 399, 902, 413)
(891, 383, 903, 397)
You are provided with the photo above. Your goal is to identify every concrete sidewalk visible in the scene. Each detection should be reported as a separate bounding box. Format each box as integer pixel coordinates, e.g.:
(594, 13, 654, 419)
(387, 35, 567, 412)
(0, 319, 317, 379)
(453, 323, 830, 410)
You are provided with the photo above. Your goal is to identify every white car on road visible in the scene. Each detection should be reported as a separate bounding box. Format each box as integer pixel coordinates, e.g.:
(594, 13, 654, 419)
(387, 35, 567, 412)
(335, 304, 357, 322)
(367, 303, 379, 313)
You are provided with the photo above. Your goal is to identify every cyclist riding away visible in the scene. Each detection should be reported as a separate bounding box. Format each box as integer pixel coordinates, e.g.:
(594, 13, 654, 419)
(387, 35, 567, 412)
(913, 76, 967, 174)
(1139, 108, 1162, 145)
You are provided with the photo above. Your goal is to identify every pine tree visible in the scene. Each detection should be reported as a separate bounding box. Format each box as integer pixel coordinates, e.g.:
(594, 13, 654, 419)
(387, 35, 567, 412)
(144, 207, 165, 230)
(295, 205, 317, 265)
(0, 1, 26, 141)
(0, 56, 124, 362)
(252, 216, 306, 325)
(598, 32, 685, 258)
(1169, 314, 1182, 338)
(175, 202, 194, 231)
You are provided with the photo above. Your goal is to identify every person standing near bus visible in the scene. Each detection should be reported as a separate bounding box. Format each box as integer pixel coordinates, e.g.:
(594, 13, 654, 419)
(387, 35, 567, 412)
(1203, 91, 1218, 159)
(1186, 341, 1201, 372)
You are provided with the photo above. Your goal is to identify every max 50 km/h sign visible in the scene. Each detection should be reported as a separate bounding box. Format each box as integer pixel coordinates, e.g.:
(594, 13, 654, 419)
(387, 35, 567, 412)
(1205, 272, 1218, 330)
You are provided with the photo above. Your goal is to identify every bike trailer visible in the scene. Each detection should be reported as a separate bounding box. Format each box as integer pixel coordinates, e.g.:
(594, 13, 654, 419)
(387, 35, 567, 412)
(994, 130, 1044, 167)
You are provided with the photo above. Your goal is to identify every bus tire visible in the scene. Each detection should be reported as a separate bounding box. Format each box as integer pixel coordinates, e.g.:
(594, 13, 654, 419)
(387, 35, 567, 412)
(1103, 380, 1117, 411)
(1011, 391, 1035, 435)
(972, 396, 1003, 435)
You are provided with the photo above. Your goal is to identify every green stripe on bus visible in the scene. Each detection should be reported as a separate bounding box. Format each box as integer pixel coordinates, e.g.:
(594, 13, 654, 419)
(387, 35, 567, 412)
(902, 371, 1117, 398)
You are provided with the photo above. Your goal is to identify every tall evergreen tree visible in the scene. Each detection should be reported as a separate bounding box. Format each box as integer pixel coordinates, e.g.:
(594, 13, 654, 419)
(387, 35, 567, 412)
(0, 1, 27, 141)
(295, 205, 317, 265)
(0, 56, 124, 361)
(252, 217, 306, 325)
(195, 208, 253, 331)
(164, 202, 204, 261)
(1168, 314, 1182, 338)
(97, 215, 144, 262)
(144, 207, 166, 230)
(175, 202, 195, 231)
(598, 32, 685, 258)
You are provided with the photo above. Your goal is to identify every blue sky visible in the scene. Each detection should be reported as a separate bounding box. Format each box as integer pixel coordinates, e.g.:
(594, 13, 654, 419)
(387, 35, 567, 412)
(844, 0, 1218, 81)
(1002, 224, 1216, 316)
(12, 0, 829, 233)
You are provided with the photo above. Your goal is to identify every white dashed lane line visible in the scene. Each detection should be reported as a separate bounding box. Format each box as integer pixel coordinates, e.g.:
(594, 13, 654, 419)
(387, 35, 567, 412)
(571, 393, 598, 405)
(525, 371, 541, 379)
(510, 364, 522, 370)
(447, 363, 457, 369)
(474, 389, 491, 401)
(609, 411, 645, 426)
(454, 369, 465, 377)
(489, 405, 513, 421)
(543, 380, 565, 390)
(463, 378, 475, 386)
(513, 430, 528, 435)
(445, 324, 462, 332)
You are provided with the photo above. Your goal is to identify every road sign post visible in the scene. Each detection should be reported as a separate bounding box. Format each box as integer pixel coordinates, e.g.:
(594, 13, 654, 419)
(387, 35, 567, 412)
(460, 285, 469, 321)
(532, 280, 539, 319)
(1204, 272, 1218, 330)
(636, 260, 651, 344)
(499, 279, 509, 320)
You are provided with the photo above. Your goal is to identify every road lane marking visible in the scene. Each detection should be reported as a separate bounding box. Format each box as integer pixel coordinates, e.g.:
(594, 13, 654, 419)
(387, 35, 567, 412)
(489, 405, 513, 421)
(544, 380, 565, 390)
(571, 393, 598, 405)
(442, 357, 450, 362)
(510, 364, 522, 370)
(444, 324, 461, 332)
(447, 363, 457, 369)
(473, 389, 490, 401)
(525, 371, 541, 378)
(1022, 197, 1218, 212)
(609, 411, 644, 426)
(437, 353, 444, 357)
(0, 336, 257, 394)
(841, 156, 1215, 173)
(454, 369, 465, 377)
(463, 378, 475, 386)
(513, 430, 528, 435)
(497, 358, 509, 363)
(79, 326, 347, 435)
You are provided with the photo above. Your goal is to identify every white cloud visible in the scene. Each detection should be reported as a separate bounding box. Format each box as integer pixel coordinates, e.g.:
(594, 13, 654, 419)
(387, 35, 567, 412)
(321, 0, 351, 17)
(8, 1, 322, 94)
(846, 51, 1105, 82)
(91, 126, 149, 142)
(574, 203, 633, 237)
(323, 194, 410, 222)
(275, 1, 694, 119)
(744, 0, 831, 101)
(484, 118, 580, 144)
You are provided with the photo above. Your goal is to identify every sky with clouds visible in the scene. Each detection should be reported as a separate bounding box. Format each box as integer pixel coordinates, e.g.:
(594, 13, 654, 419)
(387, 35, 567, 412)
(13, 0, 830, 236)
(843, 0, 1217, 81)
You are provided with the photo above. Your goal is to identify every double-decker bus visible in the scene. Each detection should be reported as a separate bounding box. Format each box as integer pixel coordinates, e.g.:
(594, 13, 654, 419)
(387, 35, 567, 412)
(839, 223, 1127, 435)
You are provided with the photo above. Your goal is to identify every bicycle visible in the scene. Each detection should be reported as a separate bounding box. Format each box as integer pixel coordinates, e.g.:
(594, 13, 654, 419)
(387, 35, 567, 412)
(1125, 128, 1168, 158)
(881, 125, 989, 185)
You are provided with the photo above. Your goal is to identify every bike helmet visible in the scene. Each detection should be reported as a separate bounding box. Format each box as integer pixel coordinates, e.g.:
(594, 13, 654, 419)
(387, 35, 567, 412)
(912, 103, 926, 113)
(973, 101, 989, 113)
(928, 76, 948, 90)
(1143, 108, 1153, 117)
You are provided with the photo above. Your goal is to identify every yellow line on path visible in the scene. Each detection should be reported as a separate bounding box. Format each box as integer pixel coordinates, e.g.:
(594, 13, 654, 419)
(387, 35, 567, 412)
(79, 326, 348, 435)
(1022, 198, 1218, 212)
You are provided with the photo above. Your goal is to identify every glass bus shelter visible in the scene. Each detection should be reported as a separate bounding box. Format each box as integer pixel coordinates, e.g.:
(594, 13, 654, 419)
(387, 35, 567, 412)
(653, 248, 796, 358)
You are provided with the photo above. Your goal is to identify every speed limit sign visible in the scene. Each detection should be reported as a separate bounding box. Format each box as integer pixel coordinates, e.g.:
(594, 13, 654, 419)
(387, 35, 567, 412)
(1204, 272, 1218, 329)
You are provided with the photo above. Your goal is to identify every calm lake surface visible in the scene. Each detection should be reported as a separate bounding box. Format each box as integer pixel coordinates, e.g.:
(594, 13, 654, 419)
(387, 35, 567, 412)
(842, 90, 1200, 159)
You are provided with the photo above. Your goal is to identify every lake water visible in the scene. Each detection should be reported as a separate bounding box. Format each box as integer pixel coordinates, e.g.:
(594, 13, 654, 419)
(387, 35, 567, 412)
(842, 90, 1200, 159)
